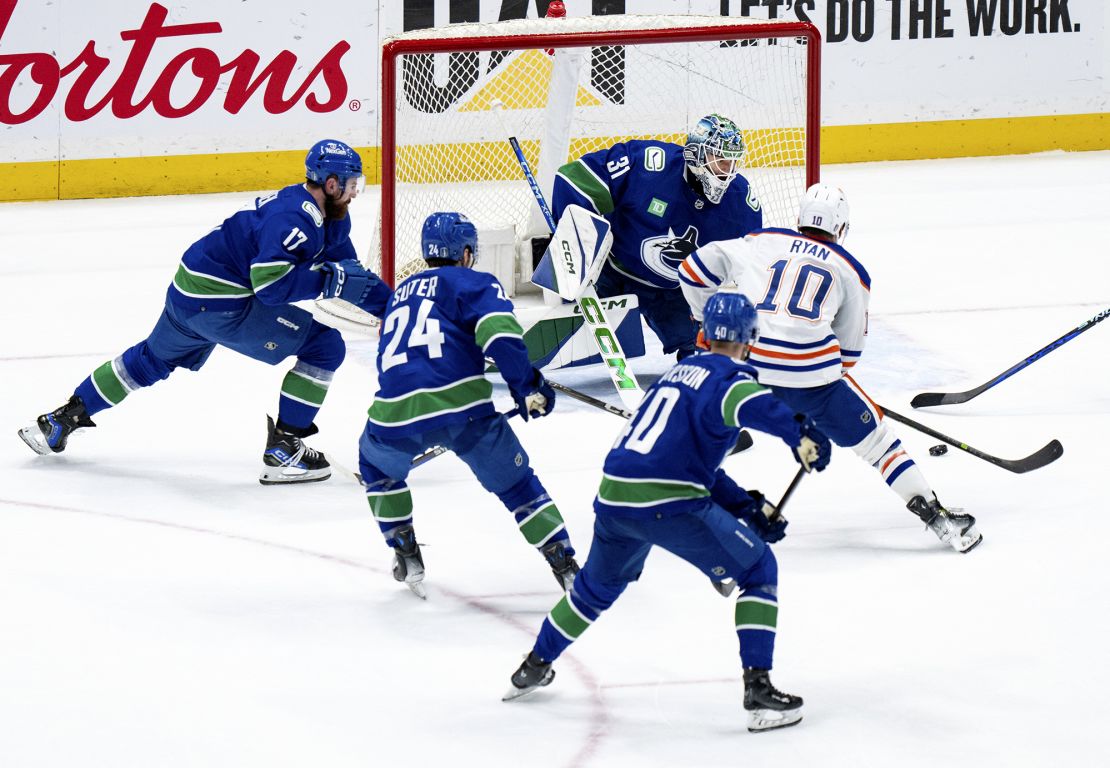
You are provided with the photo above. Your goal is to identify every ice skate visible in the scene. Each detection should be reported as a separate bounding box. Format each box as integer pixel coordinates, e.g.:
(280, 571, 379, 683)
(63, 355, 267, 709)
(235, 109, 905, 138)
(907, 494, 982, 553)
(391, 525, 426, 599)
(18, 395, 96, 456)
(259, 416, 331, 485)
(502, 651, 555, 701)
(743, 668, 803, 732)
(542, 541, 580, 591)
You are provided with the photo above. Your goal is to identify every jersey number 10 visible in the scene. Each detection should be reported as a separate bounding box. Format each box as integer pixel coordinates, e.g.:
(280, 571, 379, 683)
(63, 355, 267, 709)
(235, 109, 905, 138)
(755, 259, 833, 321)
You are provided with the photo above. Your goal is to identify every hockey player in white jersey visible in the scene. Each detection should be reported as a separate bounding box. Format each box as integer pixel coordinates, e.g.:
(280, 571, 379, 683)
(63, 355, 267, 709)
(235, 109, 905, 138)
(679, 184, 981, 553)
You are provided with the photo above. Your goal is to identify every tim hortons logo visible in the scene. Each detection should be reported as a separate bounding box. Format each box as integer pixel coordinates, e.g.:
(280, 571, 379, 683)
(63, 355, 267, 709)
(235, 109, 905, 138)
(0, 1, 350, 125)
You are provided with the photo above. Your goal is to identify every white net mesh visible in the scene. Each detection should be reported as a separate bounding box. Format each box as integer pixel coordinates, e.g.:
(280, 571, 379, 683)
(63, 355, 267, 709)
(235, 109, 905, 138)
(372, 15, 816, 286)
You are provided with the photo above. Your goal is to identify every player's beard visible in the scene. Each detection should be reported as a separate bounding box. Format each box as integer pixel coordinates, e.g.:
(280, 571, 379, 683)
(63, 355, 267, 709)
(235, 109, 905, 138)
(324, 192, 350, 220)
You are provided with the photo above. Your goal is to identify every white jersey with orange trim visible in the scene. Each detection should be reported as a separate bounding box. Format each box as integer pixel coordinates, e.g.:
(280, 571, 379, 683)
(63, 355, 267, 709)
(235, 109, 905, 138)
(680, 226, 871, 388)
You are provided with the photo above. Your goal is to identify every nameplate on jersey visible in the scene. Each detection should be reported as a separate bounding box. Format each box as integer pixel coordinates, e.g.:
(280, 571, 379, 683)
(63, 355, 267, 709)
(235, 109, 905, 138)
(531, 204, 613, 301)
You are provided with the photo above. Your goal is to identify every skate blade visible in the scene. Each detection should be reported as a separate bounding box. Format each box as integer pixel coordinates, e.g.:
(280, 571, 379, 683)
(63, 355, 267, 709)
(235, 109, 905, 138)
(405, 580, 427, 600)
(258, 466, 332, 485)
(747, 707, 802, 732)
(18, 425, 52, 456)
(955, 526, 983, 554)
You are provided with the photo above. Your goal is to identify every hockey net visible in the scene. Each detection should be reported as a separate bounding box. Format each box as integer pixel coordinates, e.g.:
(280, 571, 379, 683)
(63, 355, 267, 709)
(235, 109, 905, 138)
(370, 15, 821, 288)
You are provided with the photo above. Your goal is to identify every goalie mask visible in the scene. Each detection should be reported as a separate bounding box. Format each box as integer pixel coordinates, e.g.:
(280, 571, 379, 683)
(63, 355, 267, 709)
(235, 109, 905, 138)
(421, 212, 479, 266)
(683, 114, 745, 205)
(798, 183, 850, 243)
(305, 139, 365, 196)
(703, 288, 758, 348)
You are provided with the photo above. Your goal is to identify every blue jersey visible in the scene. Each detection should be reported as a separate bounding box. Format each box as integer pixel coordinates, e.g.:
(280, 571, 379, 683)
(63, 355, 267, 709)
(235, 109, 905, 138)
(552, 141, 763, 290)
(595, 353, 802, 519)
(169, 184, 362, 311)
(366, 267, 535, 438)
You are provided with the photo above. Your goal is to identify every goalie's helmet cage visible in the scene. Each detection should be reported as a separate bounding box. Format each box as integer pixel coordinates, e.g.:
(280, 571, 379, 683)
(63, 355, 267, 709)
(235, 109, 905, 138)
(373, 15, 822, 286)
(683, 113, 746, 205)
(798, 182, 850, 242)
(421, 212, 479, 265)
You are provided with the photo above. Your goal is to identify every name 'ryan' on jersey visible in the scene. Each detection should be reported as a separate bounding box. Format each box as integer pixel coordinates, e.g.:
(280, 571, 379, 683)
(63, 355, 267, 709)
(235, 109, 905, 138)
(679, 228, 871, 388)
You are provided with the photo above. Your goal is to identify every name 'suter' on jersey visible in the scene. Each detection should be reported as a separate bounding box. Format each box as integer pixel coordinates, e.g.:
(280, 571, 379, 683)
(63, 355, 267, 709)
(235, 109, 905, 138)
(596, 353, 807, 518)
(680, 230, 871, 387)
(366, 267, 533, 437)
(552, 140, 762, 290)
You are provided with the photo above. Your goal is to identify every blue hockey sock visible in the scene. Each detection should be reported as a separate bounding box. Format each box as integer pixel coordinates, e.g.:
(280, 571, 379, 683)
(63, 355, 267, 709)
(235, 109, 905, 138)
(511, 493, 572, 554)
(735, 586, 778, 670)
(533, 589, 600, 662)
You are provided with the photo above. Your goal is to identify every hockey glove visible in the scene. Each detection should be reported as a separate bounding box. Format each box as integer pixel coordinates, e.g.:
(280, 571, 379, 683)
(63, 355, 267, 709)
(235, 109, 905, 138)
(693, 319, 711, 351)
(514, 368, 556, 421)
(726, 490, 789, 543)
(792, 417, 831, 473)
(318, 259, 379, 306)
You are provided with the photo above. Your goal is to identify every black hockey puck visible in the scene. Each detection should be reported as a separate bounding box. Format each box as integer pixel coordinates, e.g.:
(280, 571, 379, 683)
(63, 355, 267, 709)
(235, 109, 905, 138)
(929, 444, 948, 456)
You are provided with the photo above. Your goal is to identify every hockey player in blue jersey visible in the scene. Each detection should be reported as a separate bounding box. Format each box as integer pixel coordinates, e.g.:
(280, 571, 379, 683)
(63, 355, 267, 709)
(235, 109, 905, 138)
(18, 139, 389, 485)
(680, 184, 981, 554)
(550, 114, 763, 360)
(503, 289, 831, 733)
(358, 212, 580, 599)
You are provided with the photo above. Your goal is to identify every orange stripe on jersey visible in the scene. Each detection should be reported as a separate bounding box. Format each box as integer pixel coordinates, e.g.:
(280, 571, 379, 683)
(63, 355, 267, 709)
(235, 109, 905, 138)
(751, 343, 840, 361)
(845, 373, 883, 417)
(842, 360, 857, 368)
(679, 260, 705, 286)
(881, 450, 907, 474)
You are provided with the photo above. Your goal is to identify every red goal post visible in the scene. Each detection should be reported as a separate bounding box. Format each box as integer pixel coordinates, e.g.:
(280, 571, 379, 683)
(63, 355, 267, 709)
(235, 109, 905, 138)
(373, 15, 821, 288)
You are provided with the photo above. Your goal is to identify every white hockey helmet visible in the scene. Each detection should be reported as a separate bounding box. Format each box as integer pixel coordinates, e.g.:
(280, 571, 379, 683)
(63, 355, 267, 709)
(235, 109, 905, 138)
(798, 183, 850, 243)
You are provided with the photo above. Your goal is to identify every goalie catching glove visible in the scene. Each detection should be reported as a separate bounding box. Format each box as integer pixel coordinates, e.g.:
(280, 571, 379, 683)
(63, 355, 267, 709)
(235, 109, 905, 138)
(316, 259, 384, 310)
(792, 416, 831, 473)
(513, 368, 557, 421)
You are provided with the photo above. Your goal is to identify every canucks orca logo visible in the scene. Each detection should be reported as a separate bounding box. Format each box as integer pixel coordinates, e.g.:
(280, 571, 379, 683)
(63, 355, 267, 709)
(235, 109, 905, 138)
(639, 226, 700, 281)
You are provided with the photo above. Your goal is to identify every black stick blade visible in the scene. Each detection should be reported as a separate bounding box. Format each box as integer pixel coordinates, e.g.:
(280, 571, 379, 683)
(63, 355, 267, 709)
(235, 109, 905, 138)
(998, 439, 1064, 474)
(910, 388, 984, 408)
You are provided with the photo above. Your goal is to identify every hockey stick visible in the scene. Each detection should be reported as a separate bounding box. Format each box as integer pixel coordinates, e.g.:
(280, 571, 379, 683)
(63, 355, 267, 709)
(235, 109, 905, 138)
(549, 379, 754, 453)
(491, 100, 645, 412)
(879, 404, 1063, 474)
(911, 306, 1110, 408)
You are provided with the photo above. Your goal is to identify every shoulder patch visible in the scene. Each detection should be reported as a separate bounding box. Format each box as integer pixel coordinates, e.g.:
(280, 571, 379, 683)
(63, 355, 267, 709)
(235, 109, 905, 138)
(301, 200, 324, 228)
(643, 146, 666, 172)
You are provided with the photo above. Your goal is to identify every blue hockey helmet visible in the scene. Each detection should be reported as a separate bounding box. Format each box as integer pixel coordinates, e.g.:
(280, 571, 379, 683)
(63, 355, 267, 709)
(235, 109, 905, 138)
(703, 288, 758, 346)
(421, 212, 479, 265)
(683, 114, 745, 205)
(305, 139, 364, 193)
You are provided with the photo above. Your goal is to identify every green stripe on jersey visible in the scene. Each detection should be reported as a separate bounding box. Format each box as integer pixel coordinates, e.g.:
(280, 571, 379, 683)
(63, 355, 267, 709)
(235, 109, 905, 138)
(518, 503, 566, 547)
(250, 261, 295, 293)
(597, 474, 709, 508)
(735, 597, 778, 630)
(366, 487, 413, 522)
(474, 312, 524, 351)
(172, 264, 252, 298)
(91, 360, 129, 406)
(367, 377, 493, 427)
(722, 380, 768, 428)
(280, 370, 329, 406)
(558, 160, 615, 214)
(549, 595, 591, 639)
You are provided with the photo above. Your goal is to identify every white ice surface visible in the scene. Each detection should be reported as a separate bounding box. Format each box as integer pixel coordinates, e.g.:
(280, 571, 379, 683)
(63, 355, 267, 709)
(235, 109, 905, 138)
(2, 152, 1109, 768)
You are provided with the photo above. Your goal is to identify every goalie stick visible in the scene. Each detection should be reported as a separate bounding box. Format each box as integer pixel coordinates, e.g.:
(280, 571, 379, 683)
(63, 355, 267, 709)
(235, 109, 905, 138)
(911, 306, 1110, 408)
(491, 99, 645, 413)
(548, 379, 754, 453)
(879, 404, 1063, 474)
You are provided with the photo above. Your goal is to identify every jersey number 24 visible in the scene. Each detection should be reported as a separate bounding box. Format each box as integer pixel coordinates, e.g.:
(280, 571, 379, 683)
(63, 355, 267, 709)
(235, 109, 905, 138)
(381, 299, 445, 371)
